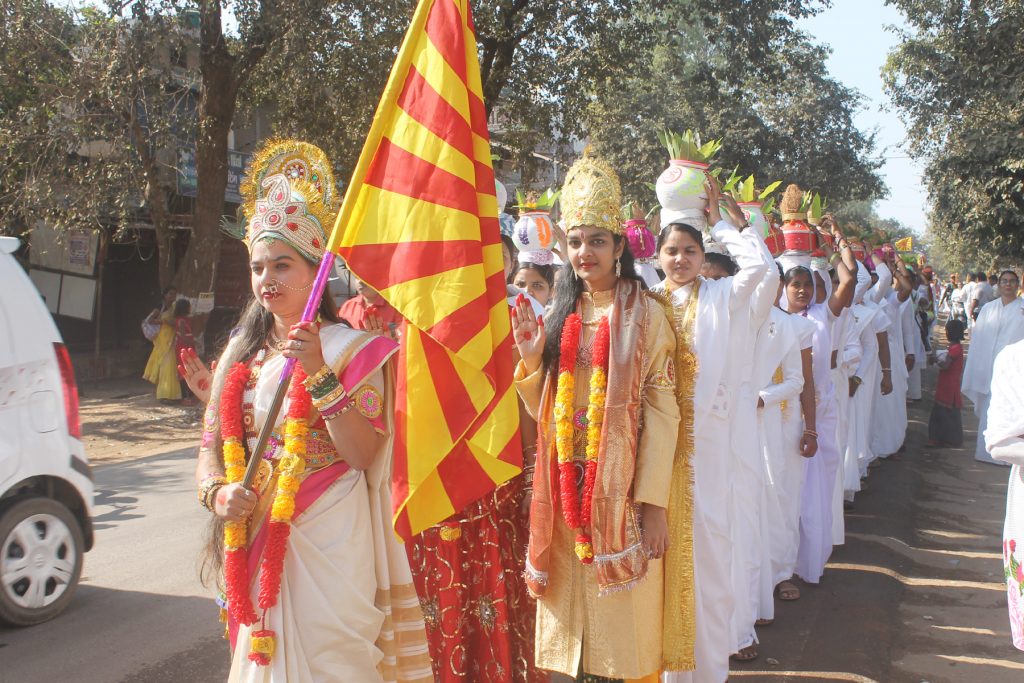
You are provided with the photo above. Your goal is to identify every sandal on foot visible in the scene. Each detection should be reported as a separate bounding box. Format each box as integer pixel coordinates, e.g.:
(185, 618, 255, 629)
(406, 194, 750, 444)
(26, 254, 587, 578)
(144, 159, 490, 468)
(755, 618, 774, 626)
(776, 580, 801, 601)
(730, 644, 759, 662)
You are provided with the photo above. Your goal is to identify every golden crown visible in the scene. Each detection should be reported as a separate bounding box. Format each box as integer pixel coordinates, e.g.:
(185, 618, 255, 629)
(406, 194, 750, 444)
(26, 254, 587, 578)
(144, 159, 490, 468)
(241, 139, 336, 262)
(560, 151, 622, 235)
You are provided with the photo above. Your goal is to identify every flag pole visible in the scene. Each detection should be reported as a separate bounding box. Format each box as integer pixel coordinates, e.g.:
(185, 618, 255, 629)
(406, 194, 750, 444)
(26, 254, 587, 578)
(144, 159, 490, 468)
(242, 251, 335, 488)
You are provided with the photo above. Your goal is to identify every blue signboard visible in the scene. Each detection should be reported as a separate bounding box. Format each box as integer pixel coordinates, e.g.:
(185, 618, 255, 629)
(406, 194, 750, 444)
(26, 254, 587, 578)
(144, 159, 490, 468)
(176, 147, 250, 204)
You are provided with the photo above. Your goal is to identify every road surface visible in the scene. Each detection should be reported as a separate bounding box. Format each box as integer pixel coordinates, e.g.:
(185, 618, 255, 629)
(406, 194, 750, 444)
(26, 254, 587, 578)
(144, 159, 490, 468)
(0, 447, 229, 683)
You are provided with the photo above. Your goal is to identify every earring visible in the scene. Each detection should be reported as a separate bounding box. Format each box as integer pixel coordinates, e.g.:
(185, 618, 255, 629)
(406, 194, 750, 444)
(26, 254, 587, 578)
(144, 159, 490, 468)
(615, 258, 622, 278)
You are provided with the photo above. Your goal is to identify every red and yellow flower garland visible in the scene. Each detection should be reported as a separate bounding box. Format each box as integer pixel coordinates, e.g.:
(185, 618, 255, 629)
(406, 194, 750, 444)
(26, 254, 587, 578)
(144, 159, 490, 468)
(553, 313, 610, 563)
(219, 359, 311, 667)
(221, 363, 257, 626)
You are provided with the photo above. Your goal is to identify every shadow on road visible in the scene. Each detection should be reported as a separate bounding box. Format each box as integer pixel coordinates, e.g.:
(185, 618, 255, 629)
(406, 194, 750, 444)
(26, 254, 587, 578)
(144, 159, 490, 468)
(731, 363, 1024, 683)
(0, 584, 228, 683)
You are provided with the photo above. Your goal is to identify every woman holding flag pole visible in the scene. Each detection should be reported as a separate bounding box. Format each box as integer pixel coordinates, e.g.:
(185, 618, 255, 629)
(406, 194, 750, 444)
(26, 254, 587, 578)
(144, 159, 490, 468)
(195, 140, 431, 683)
(512, 152, 690, 681)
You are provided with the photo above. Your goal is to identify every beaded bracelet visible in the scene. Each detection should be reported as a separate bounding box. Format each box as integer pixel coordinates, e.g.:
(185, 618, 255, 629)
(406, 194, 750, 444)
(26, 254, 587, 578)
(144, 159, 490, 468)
(803, 429, 818, 438)
(322, 397, 355, 421)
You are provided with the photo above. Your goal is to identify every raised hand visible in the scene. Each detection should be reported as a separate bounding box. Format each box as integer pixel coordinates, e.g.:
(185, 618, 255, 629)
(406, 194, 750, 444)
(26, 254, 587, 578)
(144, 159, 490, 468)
(720, 193, 747, 229)
(511, 293, 545, 374)
(178, 348, 212, 404)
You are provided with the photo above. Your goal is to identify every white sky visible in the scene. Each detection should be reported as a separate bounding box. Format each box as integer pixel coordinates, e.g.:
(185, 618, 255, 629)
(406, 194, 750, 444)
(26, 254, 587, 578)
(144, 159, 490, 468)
(800, 0, 928, 233)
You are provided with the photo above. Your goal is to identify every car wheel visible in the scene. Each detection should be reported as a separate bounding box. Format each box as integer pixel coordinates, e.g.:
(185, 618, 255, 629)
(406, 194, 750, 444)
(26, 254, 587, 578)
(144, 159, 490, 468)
(0, 497, 84, 626)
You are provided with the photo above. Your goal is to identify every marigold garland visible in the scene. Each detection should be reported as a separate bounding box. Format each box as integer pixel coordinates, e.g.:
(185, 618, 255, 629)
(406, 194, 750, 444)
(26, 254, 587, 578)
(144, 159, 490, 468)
(221, 363, 257, 627)
(218, 356, 316, 667)
(249, 366, 309, 666)
(582, 317, 610, 532)
(553, 312, 610, 564)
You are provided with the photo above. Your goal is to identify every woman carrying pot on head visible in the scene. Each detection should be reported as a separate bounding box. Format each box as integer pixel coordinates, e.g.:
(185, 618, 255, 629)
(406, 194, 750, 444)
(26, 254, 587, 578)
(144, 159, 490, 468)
(511, 153, 685, 681)
(195, 140, 430, 683)
(778, 237, 857, 590)
(653, 175, 774, 683)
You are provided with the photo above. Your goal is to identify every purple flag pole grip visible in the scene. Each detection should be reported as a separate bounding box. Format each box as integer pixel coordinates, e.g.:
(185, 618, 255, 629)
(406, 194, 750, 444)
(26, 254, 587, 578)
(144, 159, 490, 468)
(242, 252, 336, 488)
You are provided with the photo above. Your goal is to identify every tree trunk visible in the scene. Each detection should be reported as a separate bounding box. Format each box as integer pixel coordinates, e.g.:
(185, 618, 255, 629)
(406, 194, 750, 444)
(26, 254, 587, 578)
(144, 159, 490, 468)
(174, 0, 239, 299)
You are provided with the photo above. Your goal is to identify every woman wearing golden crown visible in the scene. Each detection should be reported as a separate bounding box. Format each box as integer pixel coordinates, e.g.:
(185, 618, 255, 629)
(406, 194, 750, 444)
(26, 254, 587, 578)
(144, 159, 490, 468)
(511, 152, 690, 682)
(194, 140, 431, 683)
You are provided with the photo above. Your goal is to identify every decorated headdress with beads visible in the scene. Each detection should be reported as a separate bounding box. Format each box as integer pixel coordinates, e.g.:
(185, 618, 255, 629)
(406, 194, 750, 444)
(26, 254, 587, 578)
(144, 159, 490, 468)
(560, 150, 622, 235)
(241, 140, 336, 263)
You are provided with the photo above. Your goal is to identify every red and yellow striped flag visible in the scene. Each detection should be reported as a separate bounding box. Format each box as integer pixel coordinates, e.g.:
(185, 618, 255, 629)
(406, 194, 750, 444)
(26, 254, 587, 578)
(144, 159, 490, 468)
(327, 0, 521, 539)
(895, 236, 913, 252)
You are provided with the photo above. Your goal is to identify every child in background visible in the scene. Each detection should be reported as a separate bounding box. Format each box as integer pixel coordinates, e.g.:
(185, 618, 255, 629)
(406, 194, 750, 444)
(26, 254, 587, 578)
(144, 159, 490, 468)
(927, 319, 966, 447)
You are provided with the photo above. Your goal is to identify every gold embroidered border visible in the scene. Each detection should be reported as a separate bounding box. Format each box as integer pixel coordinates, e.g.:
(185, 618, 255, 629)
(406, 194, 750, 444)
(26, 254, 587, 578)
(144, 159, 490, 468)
(647, 285, 698, 671)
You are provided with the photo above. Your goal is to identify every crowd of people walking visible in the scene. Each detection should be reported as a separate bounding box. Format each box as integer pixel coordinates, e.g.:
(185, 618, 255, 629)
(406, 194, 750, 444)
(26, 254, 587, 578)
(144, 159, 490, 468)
(177, 138, 1023, 682)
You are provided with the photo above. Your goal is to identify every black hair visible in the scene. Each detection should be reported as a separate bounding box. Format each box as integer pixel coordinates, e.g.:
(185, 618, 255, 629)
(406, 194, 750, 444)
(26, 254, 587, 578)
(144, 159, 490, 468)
(999, 269, 1019, 283)
(500, 235, 518, 284)
(783, 266, 813, 285)
(657, 223, 705, 254)
(704, 252, 738, 276)
(976, 271, 987, 281)
(945, 318, 965, 343)
(173, 298, 191, 317)
(776, 262, 784, 278)
(514, 262, 555, 287)
(159, 285, 177, 310)
(542, 232, 641, 374)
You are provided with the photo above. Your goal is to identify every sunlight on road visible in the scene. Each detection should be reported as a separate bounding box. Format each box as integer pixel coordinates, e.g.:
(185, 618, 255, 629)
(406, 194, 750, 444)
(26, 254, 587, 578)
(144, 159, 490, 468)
(931, 624, 998, 636)
(731, 671, 880, 682)
(845, 532, 1002, 560)
(937, 655, 1024, 671)
(918, 528, 988, 541)
(825, 562, 1004, 591)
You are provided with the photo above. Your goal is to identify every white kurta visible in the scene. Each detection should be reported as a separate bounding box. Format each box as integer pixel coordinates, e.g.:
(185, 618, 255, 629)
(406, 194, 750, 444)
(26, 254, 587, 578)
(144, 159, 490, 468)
(962, 297, 1024, 464)
(726, 228, 779, 651)
(658, 219, 769, 683)
(871, 291, 911, 457)
(845, 302, 884, 490)
(985, 339, 1024, 650)
(753, 308, 810, 606)
(794, 303, 840, 585)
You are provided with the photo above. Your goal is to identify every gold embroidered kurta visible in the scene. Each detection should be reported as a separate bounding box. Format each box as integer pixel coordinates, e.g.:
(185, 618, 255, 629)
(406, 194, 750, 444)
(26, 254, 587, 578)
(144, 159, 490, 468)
(515, 289, 679, 679)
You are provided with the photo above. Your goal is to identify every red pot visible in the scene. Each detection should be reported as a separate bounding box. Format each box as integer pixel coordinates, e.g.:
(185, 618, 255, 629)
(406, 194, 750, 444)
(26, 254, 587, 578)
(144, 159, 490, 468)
(765, 224, 785, 258)
(781, 218, 819, 253)
(811, 230, 834, 257)
(850, 240, 867, 262)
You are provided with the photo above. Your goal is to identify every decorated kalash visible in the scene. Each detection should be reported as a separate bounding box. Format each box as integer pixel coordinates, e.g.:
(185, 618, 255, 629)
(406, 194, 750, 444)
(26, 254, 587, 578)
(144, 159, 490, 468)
(196, 139, 432, 682)
(510, 150, 696, 682)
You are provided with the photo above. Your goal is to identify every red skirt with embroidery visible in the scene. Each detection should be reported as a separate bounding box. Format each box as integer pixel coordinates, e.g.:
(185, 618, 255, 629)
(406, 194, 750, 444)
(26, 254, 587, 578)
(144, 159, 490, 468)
(406, 473, 548, 682)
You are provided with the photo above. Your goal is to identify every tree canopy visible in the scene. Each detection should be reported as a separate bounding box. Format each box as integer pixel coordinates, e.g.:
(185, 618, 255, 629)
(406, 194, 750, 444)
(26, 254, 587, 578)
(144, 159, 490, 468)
(1, 0, 892, 302)
(884, 0, 1024, 268)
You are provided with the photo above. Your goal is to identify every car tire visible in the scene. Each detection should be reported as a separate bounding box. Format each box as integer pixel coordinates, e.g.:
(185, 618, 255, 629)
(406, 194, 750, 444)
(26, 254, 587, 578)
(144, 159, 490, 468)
(0, 497, 84, 627)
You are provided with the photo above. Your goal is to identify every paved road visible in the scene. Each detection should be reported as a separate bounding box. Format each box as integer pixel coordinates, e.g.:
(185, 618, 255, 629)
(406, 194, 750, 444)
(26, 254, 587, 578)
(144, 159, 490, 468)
(732, 367, 1024, 682)
(0, 447, 229, 683)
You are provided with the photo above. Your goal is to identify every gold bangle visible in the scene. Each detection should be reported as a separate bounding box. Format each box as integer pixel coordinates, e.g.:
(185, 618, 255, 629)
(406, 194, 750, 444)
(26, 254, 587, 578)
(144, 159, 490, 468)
(303, 365, 333, 389)
(313, 383, 348, 410)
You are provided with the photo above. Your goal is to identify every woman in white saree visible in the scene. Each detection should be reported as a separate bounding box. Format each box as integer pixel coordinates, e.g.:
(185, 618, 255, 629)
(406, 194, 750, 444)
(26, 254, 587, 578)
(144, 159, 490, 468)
(195, 141, 431, 683)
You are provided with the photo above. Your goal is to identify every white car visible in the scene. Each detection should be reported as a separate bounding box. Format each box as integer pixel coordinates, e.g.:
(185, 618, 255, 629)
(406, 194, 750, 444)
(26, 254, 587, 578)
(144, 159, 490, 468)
(0, 236, 94, 626)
